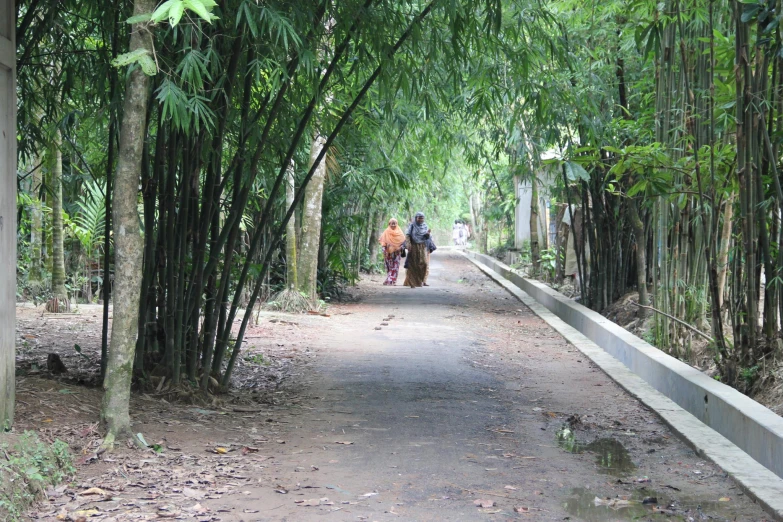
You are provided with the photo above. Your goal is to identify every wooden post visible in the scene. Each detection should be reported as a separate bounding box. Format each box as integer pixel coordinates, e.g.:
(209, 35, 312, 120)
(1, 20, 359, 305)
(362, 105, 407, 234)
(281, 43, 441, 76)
(0, 0, 17, 429)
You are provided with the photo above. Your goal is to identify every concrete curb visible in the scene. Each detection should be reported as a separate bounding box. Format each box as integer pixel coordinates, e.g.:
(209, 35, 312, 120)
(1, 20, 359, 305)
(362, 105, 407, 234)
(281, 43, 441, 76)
(462, 251, 783, 520)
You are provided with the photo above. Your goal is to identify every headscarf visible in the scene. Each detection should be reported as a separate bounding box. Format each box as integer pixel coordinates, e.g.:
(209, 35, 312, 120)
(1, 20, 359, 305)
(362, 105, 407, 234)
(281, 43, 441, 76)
(379, 218, 406, 252)
(407, 211, 430, 244)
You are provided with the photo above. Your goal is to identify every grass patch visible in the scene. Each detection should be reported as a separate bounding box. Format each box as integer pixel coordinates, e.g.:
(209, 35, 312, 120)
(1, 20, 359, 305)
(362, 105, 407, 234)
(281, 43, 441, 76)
(0, 432, 74, 520)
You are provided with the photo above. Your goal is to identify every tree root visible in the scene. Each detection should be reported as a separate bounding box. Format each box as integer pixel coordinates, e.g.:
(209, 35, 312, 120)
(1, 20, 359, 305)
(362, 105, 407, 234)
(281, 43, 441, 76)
(264, 288, 317, 314)
(45, 296, 71, 313)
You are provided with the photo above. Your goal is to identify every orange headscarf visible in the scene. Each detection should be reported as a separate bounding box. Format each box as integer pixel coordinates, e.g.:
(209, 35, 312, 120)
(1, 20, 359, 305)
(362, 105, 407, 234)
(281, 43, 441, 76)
(379, 218, 406, 252)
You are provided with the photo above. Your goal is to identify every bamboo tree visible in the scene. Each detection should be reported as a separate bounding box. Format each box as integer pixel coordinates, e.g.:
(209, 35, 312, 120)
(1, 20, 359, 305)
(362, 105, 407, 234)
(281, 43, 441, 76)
(28, 159, 43, 284)
(48, 131, 69, 311)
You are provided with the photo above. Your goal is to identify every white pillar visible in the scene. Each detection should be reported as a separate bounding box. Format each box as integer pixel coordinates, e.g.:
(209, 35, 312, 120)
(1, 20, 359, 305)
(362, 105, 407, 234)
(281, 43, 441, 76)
(0, 0, 17, 429)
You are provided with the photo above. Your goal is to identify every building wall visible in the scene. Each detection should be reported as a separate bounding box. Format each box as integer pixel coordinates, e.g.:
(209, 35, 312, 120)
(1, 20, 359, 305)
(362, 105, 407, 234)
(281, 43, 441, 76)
(0, 0, 16, 428)
(514, 167, 555, 251)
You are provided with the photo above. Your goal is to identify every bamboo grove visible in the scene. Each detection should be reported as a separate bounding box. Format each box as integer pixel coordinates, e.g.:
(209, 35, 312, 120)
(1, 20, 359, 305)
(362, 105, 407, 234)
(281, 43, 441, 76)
(525, 0, 783, 389)
(14, 0, 518, 405)
(13, 0, 783, 433)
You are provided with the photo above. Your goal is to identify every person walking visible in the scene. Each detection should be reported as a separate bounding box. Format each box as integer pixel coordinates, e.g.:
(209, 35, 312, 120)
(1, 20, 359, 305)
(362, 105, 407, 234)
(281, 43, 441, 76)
(404, 212, 432, 288)
(378, 218, 406, 285)
(461, 221, 471, 246)
(452, 220, 463, 246)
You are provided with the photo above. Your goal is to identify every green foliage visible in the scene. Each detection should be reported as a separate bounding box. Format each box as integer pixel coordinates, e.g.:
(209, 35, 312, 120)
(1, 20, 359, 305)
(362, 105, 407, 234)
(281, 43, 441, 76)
(740, 365, 760, 388)
(0, 433, 74, 520)
(72, 180, 106, 261)
(111, 48, 158, 76)
(538, 246, 559, 282)
(150, 0, 219, 26)
(244, 353, 269, 366)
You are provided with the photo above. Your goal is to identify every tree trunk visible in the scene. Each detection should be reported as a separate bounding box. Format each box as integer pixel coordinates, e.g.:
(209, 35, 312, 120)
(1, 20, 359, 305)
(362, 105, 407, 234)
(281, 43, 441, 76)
(629, 201, 649, 317)
(297, 134, 327, 301)
(367, 212, 382, 272)
(716, 194, 734, 309)
(468, 191, 484, 252)
(29, 159, 43, 282)
(285, 161, 297, 289)
(101, 0, 154, 446)
(530, 174, 540, 272)
(50, 132, 67, 301)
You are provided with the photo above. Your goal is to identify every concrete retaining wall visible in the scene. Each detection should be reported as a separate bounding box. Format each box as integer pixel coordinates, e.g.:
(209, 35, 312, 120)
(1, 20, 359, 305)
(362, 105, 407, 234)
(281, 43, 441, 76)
(466, 251, 783, 480)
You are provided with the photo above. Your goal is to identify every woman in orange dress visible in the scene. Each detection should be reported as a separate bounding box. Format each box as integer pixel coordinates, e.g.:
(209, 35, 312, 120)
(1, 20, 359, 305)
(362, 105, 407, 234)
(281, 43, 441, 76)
(378, 218, 406, 285)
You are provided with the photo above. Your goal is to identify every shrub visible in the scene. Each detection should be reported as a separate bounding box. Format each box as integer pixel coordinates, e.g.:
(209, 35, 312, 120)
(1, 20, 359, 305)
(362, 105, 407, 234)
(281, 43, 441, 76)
(0, 432, 74, 520)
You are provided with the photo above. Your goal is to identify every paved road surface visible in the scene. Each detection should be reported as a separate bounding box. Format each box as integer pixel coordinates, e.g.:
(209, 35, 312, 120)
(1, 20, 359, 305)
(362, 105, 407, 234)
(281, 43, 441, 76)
(213, 251, 770, 521)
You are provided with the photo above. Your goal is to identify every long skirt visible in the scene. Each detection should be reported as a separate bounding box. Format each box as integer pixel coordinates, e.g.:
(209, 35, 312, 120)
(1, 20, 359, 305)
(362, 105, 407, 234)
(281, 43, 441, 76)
(383, 251, 401, 285)
(403, 241, 429, 288)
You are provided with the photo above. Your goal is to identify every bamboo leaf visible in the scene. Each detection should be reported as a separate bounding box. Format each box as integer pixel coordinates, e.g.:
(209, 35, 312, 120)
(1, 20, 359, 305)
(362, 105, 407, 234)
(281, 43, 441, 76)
(167, 1, 185, 26)
(564, 161, 589, 182)
(126, 13, 152, 24)
(183, 0, 218, 23)
(740, 3, 760, 23)
(111, 49, 158, 76)
(151, 0, 179, 23)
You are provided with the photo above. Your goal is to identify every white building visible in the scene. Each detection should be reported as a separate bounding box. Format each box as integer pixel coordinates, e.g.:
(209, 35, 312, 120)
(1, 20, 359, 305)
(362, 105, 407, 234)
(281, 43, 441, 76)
(514, 162, 556, 251)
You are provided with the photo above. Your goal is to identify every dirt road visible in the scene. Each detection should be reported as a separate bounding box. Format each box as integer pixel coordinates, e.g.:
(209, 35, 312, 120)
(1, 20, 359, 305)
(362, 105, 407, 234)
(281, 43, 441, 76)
(17, 251, 771, 521)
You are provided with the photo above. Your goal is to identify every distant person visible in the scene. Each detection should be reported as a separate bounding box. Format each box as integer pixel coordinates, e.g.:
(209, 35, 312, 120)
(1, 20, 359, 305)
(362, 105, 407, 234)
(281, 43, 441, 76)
(404, 212, 432, 288)
(452, 220, 463, 246)
(462, 221, 471, 246)
(378, 218, 406, 286)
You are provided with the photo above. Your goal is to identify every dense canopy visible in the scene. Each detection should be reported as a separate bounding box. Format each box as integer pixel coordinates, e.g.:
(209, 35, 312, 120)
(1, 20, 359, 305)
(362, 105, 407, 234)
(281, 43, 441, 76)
(8, 0, 783, 438)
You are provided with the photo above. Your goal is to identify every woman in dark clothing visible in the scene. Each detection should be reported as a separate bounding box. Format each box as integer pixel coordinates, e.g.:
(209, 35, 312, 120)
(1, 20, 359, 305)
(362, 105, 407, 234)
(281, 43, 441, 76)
(404, 212, 431, 288)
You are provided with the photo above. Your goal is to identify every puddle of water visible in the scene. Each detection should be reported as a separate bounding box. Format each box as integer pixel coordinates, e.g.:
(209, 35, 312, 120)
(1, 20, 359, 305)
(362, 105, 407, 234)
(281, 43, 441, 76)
(563, 487, 743, 522)
(556, 427, 636, 475)
(563, 488, 671, 522)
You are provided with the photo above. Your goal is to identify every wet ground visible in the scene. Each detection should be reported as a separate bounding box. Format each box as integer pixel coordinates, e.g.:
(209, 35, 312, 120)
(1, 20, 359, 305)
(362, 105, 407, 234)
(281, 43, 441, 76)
(14, 250, 773, 521)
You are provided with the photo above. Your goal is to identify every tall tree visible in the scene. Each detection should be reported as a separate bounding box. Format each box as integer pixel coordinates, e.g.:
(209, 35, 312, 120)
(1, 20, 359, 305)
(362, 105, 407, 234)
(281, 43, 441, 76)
(285, 161, 298, 290)
(48, 131, 69, 311)
(298, 134, 328, 301)
(100, 0, 155, 445)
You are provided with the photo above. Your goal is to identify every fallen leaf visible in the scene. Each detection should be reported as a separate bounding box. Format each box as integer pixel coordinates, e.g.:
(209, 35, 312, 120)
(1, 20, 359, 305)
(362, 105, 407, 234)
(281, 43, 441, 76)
(79, 487, 109, 497)
(79, 453, 98, 465)
(182, 488, 205, 499)
(214, 447, 228, 454)
(70, 509, 100, 519)
(504, 485, 518, 491)
(188, 503, 209, 514)
(295, 497, 332, 506)
(719, 497, 731, 502)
